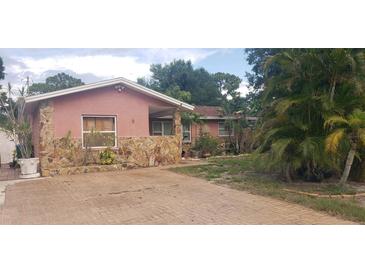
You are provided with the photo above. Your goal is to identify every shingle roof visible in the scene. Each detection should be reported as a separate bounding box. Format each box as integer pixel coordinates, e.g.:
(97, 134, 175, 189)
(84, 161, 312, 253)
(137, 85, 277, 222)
(193, 105, 258, 121)
(193, 106, 224, 117)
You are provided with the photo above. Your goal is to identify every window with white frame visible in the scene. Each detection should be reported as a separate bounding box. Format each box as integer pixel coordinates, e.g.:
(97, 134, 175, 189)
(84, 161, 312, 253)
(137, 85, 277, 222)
(152, 121, 173, 136)
(218, 121, 233, 137)
(182, 122, 191, 143)
(82, 116, 117, 148)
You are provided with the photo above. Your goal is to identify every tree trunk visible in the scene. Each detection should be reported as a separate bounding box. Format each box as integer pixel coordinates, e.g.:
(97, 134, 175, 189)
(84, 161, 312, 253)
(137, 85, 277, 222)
(339, 148, 356, 185)
(235, 136, 239, 154)
(285, 164, 292, 183)
(330, 77, 336, 102)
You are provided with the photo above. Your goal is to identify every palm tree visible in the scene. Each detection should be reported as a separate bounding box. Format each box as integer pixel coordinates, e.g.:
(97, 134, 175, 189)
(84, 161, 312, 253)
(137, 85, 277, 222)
(320, 49, 365, 103)
(256, 49, 333, 182)
(325, 109, 365, 185)
(255, 112, 329, 183)
(256, 49, 365, 183)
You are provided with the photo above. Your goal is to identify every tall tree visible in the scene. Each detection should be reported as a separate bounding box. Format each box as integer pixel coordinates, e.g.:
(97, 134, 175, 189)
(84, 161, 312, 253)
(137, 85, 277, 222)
(245, 48, 283, 91)
(213, 72, 241, 98)
(137, 60, 223, 106)
(244, 49, 284, 115)
(29, 72, 84, 94)
(242, 91, 261, 116)
(213, 72, 245, 112)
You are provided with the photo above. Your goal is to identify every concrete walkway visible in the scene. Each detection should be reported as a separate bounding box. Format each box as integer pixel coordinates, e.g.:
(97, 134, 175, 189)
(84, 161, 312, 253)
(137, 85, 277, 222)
(0, 177, 47, 206)
(0, 167, 355, 224)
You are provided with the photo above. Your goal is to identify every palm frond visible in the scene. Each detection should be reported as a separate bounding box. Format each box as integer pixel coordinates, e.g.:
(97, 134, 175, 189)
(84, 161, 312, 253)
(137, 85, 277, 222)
(274, 98, 299, 115)
(357, 128, 365, 146)
(324, 115, 349, 129)
(348, 109, 365, 128)
(271, 138, 294, 162)
(325, 128, 346, 153)
(299, 137, 322, 159)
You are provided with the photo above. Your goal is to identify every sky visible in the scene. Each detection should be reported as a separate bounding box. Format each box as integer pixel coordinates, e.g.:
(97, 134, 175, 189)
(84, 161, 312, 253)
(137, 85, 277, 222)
(0, 48, 252, 96)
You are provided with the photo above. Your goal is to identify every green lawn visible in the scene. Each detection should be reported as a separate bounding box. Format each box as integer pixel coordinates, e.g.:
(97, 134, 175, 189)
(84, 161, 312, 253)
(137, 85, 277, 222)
(170, 155, 365, 223)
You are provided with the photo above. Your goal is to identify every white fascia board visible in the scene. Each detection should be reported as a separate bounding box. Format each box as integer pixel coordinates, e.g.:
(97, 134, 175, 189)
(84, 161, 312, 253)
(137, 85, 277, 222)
(200, 116, 258, 120)
(200, 116, 235, 120)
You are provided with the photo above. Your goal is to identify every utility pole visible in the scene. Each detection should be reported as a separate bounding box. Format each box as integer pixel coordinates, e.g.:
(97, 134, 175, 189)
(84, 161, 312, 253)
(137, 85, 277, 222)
(26, 76, 30, 95)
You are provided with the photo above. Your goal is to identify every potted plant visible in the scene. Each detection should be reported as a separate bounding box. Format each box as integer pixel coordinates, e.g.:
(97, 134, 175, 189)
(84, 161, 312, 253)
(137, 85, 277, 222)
(0, 82, 40, 178)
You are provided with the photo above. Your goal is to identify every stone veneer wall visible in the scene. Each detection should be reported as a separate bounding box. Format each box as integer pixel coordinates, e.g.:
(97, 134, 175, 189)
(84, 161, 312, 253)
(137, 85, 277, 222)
(38, 100, 182, 176)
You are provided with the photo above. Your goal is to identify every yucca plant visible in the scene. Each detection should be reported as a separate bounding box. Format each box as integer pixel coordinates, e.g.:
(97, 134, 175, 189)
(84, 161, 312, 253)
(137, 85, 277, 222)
(0, 83, 32, 159)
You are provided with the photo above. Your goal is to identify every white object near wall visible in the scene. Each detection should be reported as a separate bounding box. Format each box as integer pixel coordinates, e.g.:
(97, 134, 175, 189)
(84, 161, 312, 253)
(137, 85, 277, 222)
(0, 130, 15, 164)
(18, 158, 40, 178)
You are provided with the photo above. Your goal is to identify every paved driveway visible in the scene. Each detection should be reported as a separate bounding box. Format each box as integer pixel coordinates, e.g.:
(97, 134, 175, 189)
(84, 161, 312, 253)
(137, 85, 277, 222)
(0, 166, 354, 224)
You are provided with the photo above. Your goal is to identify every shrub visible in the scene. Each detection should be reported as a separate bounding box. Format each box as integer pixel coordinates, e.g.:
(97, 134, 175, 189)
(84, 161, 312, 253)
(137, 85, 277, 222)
(193, 133, 220, 157)
(99, 148, 116, 165)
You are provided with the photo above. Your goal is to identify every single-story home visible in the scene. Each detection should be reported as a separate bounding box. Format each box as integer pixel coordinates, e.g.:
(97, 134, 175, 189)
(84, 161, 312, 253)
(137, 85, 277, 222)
(24, 77, 194, 176)
(24, 77, 256, 176)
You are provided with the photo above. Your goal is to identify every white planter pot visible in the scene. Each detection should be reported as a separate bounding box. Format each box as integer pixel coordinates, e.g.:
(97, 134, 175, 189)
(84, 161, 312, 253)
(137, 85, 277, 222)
(18, 158, 40, 179)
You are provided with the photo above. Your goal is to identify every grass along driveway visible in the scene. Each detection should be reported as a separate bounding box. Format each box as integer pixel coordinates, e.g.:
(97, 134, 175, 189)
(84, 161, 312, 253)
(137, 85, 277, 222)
(170, 155, 365, 223)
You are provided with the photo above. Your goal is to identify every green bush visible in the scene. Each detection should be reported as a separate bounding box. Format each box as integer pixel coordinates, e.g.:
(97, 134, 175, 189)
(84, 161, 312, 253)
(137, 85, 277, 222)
(99, 148, 116, 165)
(193, 133, 220, 157)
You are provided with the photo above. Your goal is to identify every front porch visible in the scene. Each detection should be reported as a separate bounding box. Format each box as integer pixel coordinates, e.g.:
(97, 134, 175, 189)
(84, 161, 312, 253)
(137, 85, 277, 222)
(149, 105, 180, 136)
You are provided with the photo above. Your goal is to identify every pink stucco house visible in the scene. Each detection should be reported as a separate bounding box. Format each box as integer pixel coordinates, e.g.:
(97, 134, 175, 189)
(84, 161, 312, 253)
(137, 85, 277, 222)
(25, 77, 194, 176)
(24, 77, 255, 176)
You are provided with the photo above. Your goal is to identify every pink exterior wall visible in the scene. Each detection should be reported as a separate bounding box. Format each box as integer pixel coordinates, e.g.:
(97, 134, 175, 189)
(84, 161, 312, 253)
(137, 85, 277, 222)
(52, 86, 172, 138)
(191, 120, 220, 141)
(204, 120, 220, 137)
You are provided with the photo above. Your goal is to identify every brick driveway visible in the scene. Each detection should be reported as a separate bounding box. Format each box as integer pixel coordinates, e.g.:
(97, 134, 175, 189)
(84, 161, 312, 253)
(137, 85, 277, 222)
(0, 167, 354, 224)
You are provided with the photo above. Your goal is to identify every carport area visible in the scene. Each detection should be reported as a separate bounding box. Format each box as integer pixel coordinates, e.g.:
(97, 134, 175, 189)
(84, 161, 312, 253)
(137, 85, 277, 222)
(0, 166, 353, 224)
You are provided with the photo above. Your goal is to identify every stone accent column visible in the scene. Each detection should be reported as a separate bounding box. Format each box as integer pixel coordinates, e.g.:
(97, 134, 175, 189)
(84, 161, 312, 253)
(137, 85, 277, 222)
(38, 100, 55, 176)
(173, 109, 182, 161)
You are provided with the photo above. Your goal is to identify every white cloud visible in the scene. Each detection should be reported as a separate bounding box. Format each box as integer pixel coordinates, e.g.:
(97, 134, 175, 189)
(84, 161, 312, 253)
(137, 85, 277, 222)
(18, 55, 151, 81)
(8, 49, 218, 85)
(1, 49, 227, 91)
(237, 82, 251, 97)
(140, 48, 218, 64)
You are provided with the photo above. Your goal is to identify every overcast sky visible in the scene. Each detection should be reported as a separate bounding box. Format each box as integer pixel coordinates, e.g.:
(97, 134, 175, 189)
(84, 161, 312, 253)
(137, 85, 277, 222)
(0, 48, 252, 96)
